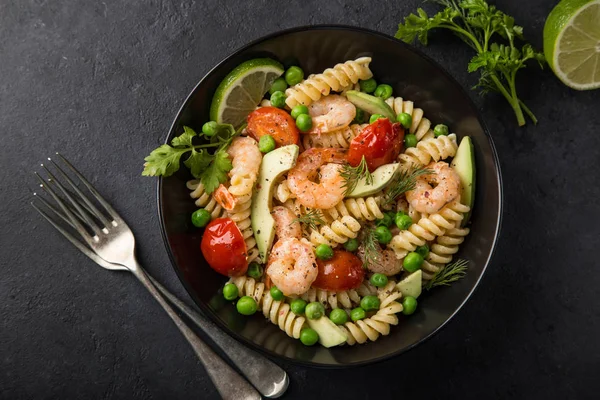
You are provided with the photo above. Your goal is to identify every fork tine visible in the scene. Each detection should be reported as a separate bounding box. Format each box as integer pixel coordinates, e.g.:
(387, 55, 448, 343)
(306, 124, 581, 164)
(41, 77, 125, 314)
(34, 192, 78, 231)
(48, 157, 112, 228)
(34, 171, 95, 245)
(56, 153, 121, 222)
(40, 163, 103, 236)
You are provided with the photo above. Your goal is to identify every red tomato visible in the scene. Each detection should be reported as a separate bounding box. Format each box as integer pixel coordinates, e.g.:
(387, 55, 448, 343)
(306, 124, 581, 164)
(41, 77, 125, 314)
(247, 107, 300, 147)
(347, 118, 404, 171)
(201, 218, 248, 277)
(312, 250, 365, 291)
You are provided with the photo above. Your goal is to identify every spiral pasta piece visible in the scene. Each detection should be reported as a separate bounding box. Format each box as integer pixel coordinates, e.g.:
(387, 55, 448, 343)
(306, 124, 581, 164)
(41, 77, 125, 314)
(398, 133, 458, 168)
(388, 200, 470, 260)
(324, 196, 387, 222)
(299, 281, 378, 310)
(274, 179, 295, 203)
(428, 225, 471, 264)
(285, 57, 373, 108)
(186, 180, 226, 219)
(301, 124, 366, 150)
(227, 198, 259, 263)
(341, 282, 404, 345)
(228, 276, 306, 339)
(309, 216, 362, 247)
(385, 97, 433, 140)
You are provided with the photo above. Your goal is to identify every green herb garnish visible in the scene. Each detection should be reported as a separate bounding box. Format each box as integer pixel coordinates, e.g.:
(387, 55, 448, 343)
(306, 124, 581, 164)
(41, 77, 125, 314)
(359, 227, 380, 269)
(396, 0, 545, 126)
(382, 167, 433, 208)
(291, 209, 325, 231)
(425, 259, 469, 290)
(142, 124, 243, 194)
(340, 156, 373, 196)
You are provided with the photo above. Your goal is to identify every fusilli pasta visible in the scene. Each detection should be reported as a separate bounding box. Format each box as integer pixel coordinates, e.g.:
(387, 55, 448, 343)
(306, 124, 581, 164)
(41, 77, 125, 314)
(387, 200, 470, 260)
(301, 124, 366, 150)
(227, 199, 260, 263)
(324, 196, 388, 222)
(385, 97, 433, 140)
(274, 179, 295, 203)
(186, 180, 226, 219)
(398, 133, 458, 168)
(300, 280, 378, 310)
(285, 57, 373, 108)
(308, 216, 361, 247)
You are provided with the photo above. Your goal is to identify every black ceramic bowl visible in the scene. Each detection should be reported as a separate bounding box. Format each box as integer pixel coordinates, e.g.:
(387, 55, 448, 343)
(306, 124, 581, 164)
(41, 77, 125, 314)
(158, 26, 502, 367)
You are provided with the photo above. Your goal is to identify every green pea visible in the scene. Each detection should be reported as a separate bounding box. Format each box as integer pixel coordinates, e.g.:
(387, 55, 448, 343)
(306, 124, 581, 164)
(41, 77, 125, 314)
(191, 209, 211, 228)
(359, 78, 377, 93)
(376, 212, 394, 228)
(403, 251, 424, 273)
(360, 295, 381, 311)
(369, 273, 388, 288)
(269, 77, 288, 95)
(246, 262, 263, 280)
(351, 107, 365, 124)
(236, 296, 258, 315)
(397, 112, 412, 130)
(290, 298, 307, 315)
(291, 105, 309, 120)
(416, 244, 430, 258)
(369, 114, 384, 124)
(305, 302, 325, 320)
(285, 66, 304, 86)
(258, 134, 276, 153)
(329, 308, 348, 325)
(300, 328, 319, 346)
(315, 244, 334, 260)
(374, 226, 392, 245)
(270, 90, 286, 108)
(434, 124, 449, 137)
(344, 238, 359, 252)
(395, 213, 413, 230)
(402, 296, 418, 315)
(296, 114, 313, 132)
(270, 286, 284, 301)
(202, 121, 219, 137)
(404, 133, 418, 148)
(350, 307, 366, 321)
(374, 84, 393, 100)
(222, 283, 239, 301)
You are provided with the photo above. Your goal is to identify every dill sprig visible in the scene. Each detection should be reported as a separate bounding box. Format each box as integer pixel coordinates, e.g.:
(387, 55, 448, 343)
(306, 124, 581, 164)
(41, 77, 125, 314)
(291, 209, 325, 231)
(425, 259, 469, 290)
(340, 156, 373, 196)
(359, 227, 380, 268)
(382, 167, 433, 208)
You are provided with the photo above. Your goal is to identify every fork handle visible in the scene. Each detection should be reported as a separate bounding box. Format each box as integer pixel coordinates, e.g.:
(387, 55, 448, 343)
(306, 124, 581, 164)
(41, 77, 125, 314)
(147, 276, 289, 398)
(128, 261, 261, 400)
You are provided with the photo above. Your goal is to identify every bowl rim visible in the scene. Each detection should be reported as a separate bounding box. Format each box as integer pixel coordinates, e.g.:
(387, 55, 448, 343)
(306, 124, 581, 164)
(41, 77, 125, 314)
(156, 24, 503, 368)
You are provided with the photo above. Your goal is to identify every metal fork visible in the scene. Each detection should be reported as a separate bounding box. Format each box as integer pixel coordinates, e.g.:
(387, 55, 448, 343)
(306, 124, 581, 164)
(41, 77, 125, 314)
(31, 154, 289, 399)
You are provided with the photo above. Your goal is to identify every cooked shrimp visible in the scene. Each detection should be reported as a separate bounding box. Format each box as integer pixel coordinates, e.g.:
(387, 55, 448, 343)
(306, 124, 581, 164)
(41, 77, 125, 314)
(358, 246, 403, 276)
(406, 161, 460, 214)
(307, 94, 356, 134)
(272, 206, 302, 240)
(214, 136, 262, 210)
(287, 148, 346, 209)
(267, 238, 318, 296)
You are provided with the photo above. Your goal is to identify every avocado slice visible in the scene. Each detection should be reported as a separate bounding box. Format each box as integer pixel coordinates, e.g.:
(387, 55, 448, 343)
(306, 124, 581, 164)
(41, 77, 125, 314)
(345, 91, 396, 122)
(346, 163, 400, 198)
(306, 316, 348, 348)
(251, 145, 300, 262)
(450, 136, 475, 226)
(396, 270, 422, 299)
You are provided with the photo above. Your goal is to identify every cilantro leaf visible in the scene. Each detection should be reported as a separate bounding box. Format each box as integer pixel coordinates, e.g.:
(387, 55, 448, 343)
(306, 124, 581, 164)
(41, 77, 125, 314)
(200, 149, 233, 194)
(184, 149, 213, 179)
(171, 126, 197, 147)
(142, 145, 189, 177)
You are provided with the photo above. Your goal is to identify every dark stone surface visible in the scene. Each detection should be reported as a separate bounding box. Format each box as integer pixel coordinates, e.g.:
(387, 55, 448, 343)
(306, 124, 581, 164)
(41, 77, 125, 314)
(1, 0, 598, 398)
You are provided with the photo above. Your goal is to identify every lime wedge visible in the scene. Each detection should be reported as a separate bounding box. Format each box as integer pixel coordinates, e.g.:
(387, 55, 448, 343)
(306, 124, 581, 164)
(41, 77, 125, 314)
(209, 58, 284, 126)
(544, 0, 600, 90)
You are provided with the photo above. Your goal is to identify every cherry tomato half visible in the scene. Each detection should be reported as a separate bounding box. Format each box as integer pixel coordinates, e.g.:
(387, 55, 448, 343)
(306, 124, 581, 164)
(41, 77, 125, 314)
(312, 250, 365, 291)
(247, 107, 300, 147)
(201, 218, 248, 277)
(347, 118, 404, 171)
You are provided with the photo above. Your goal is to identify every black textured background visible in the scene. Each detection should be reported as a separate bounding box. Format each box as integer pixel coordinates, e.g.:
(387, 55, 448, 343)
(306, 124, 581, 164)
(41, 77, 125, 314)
(1, 0, 599, 399)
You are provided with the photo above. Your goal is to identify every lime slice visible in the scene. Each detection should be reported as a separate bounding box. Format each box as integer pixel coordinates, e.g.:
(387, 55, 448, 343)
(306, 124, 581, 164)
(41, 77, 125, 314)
(544, 0, 600, 90)
(209, 58, 284, 126)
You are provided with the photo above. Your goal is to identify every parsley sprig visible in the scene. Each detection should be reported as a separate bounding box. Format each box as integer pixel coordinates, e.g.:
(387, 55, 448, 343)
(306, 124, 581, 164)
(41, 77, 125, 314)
(142, 124, 243, 194)
(396, 0, 545, 126)
(425, 259, 469, 290)
(382, 167, 433, 208)
(340, 156, 373, 196)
